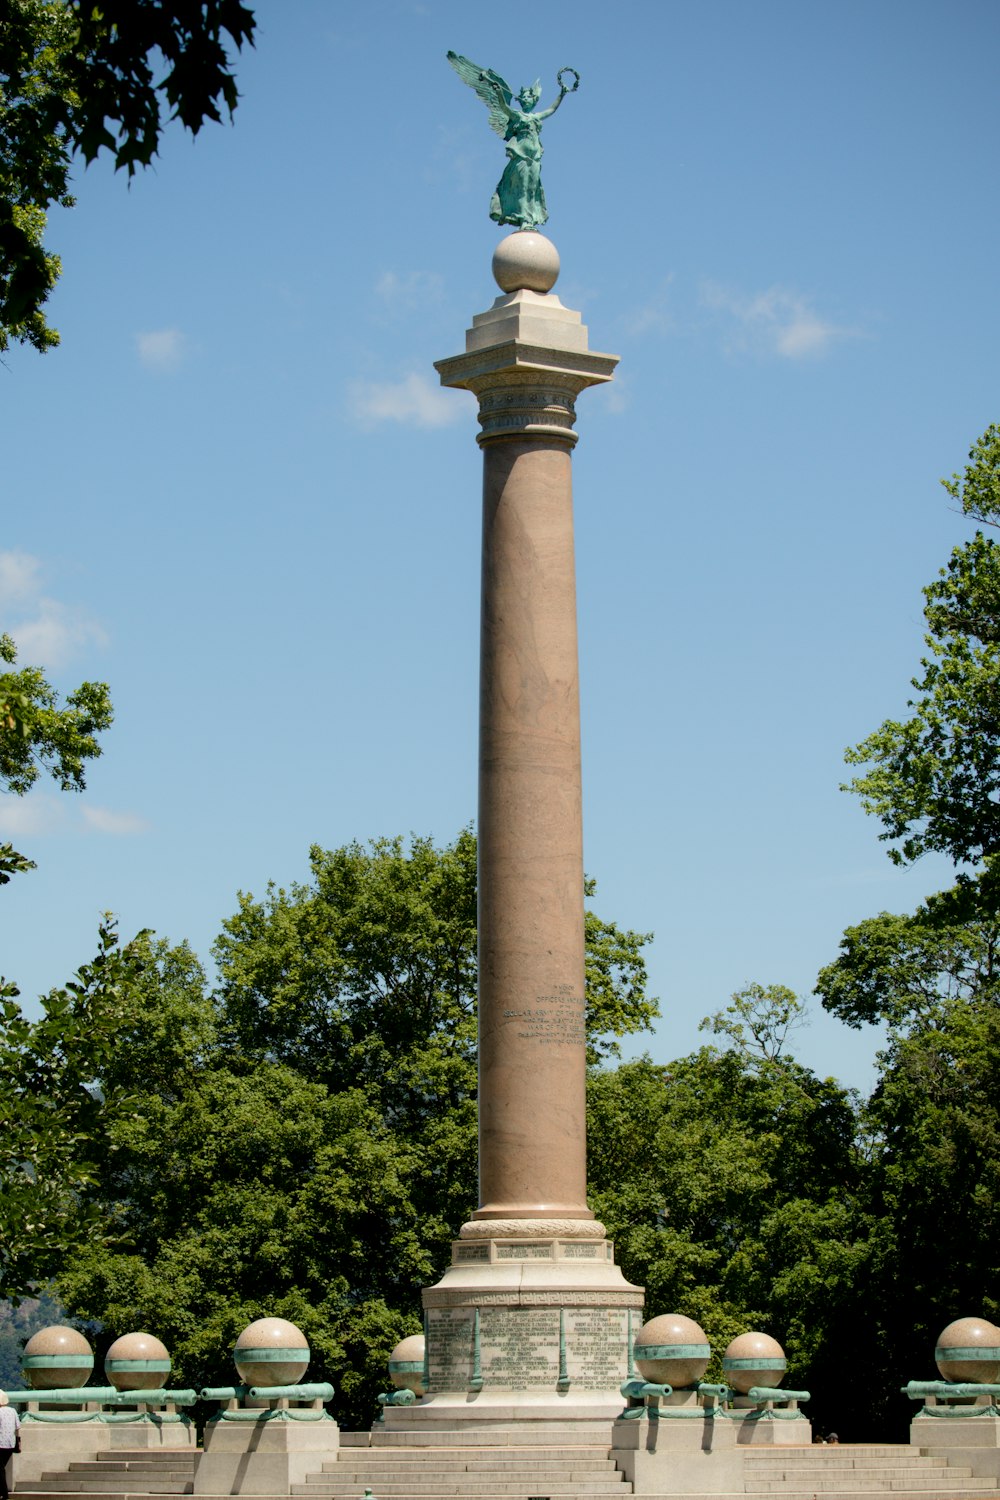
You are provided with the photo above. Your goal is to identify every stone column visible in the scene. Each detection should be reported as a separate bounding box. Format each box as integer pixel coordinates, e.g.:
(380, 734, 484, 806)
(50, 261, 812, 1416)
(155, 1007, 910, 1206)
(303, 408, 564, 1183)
(381, 233, 643, 1438)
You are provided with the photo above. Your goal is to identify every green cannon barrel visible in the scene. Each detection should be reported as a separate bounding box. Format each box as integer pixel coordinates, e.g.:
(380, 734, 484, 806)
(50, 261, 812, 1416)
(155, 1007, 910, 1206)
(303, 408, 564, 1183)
(620, 1379, 673, 1399)
(6, 1388, 118, 1404)
(201, 1387, 249, 1402)
(248, 1383, 334, 1401)
(904, 1381, 1000, 1399)
(696, 1384, 731, 1397)
(102, 1390, 197, 1406)
(747, 1386, 810, 1403)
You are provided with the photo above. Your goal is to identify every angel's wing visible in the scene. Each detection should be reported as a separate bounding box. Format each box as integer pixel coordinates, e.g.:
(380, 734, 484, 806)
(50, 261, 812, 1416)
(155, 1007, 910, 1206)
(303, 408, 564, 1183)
(447, 51, 513, 139)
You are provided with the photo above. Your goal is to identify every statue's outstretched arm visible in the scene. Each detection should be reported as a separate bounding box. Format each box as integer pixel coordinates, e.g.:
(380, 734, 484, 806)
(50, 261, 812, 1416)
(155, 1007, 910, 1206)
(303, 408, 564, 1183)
(534, 87, 568, 123)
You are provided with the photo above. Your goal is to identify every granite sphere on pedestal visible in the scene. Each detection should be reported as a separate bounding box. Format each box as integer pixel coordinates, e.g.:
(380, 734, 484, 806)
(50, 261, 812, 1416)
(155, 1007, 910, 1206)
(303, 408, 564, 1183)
(492, 231, 560, 294)
(935, 1317, 1000, 1383)
(104, 1332, 171, 1391)
(388, 1334, 426, 1396)
(722, 1332, 787, 1394)
(234, 1317, 310, 1387)
(634, 1313, 710, 1388)
(22, 1326, 94, 1390)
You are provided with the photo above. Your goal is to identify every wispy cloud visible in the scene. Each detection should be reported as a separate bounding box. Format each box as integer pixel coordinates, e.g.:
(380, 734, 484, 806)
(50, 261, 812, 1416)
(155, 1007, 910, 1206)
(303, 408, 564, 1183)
(136, 327, 186, 371)
(0, 795, 148, 838)
(0, 550, 108, 671)
(374, 270, 445, 311)
(701, 281, 857, 359)
(0, 793, 64, 837)
(622, 277, 675, 337)
(81, 806, 150, 836)
(348, 372, 464, 430)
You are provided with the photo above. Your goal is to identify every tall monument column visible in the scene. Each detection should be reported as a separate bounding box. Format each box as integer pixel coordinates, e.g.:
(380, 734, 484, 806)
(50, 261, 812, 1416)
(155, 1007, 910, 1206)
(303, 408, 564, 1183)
(381, 231, 643, 1437)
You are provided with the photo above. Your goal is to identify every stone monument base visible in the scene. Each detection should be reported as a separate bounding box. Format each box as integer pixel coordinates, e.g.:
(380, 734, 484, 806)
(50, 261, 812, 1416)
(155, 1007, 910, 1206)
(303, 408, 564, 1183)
(396, 1219, 642, 1434)
(193, 1414, 340, 1495)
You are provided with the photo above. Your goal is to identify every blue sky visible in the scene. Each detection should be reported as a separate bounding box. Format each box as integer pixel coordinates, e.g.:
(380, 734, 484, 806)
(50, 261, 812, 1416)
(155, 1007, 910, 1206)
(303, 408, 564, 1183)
(2, 0, 997, 1092)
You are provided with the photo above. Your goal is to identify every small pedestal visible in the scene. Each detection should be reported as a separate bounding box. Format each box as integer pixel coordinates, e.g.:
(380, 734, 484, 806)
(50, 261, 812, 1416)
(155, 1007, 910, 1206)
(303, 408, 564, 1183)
(611, 1398, 813, 1496)
(103, 1412, 196, 1449)
(911, 1401, 1000, 1486)
(194, 1414, 340, 1495)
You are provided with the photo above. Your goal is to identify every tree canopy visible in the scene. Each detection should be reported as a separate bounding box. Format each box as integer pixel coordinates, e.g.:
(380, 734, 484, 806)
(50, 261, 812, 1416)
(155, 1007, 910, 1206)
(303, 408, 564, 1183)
(845, 425, 1000, 875)
(0, 0, 256, 351)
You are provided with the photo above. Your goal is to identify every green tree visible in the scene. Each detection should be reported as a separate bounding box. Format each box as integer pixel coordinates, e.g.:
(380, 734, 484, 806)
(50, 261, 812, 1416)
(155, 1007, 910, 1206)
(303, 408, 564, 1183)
(56, 832, 657, 1425)
(845, 425, 1000, 876)
(0, 630, 112, 892)
(1, 0, 256, 352)
(0, 918, 143, 1301)
(586, 994, 868, 1437)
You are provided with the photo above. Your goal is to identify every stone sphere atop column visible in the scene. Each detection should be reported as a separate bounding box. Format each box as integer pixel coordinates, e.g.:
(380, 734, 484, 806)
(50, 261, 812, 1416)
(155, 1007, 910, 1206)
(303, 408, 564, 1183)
(723, 1331, 787, 1394)
(234, 1316, 310, 1386)
(492, 230, 560, 294)
(105, 1331, 171, 1390)
(388, 1333, 426, 1396)
(935, 1316, 1000, 1382)
(634, 1313, 710, 1388)
(22, 1325, 94, 1389)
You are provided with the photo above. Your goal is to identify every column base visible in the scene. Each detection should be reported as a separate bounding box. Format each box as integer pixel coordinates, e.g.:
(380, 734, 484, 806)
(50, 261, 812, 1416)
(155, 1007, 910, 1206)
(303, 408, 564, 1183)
(399, 1222, 642, 1433)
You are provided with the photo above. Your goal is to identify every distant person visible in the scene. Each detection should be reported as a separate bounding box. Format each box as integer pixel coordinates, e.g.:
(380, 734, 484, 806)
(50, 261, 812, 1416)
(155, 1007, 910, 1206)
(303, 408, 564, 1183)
(827, 1431, 839, 1445)
(0, 1391, 19, 1500)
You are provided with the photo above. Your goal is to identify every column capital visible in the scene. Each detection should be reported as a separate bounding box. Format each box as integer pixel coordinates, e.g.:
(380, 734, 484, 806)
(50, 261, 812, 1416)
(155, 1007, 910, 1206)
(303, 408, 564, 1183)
(435, 289, 618, 445)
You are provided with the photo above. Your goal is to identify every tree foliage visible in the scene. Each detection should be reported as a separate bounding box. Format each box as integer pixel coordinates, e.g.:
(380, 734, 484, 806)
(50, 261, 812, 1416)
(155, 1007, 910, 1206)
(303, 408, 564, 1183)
(845, 426, 1000, 873)
(1, 0, 256, 351)
(0, 630, 112, 898)
(53, 832, 657, 1426)
(0, 918, 142, 1301)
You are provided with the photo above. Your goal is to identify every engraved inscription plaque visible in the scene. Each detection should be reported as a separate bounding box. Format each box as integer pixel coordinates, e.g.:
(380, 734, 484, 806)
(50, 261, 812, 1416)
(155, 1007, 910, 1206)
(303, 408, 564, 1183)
(496, 1244, 550, 1259)
(480, 1308, 559, 1387)
(565, 1308, 629, 1389)
(501, 985, 586, 1048)
(430, 1310, 475, 1389)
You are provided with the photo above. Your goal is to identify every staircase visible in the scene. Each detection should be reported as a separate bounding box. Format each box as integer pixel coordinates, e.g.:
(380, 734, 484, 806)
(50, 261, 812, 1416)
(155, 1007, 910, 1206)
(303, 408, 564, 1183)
(12, 1439, 1000, 1500)
(295, 1443, 630, 1499)
(741, 1444, 1000, 1499)
(17, 1451, 196, 1498)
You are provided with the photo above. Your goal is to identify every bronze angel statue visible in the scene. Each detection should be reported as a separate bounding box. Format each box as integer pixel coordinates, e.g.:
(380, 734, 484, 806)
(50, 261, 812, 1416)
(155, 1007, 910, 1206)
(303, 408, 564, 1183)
(447, 52, 579, 230)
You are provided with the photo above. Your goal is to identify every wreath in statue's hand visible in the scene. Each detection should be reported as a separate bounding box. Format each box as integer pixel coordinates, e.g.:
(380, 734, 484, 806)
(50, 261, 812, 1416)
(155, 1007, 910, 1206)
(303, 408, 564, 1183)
(557, 68, 580, 93)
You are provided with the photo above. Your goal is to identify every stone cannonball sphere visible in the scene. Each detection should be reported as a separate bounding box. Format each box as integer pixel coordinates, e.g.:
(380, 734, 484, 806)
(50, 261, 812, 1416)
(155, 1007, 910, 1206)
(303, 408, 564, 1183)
(22, 1326, 94, 1390)
(388, 1334, 426, 1396)
(104, 1332, 171, 1391)
(492, 231, 560, 294)
(634, 1313, 711, 1389)
(722, 1332, 787, 1395)
(234, 1317, 310, 1387)
(935, 1317, 1000, 1383)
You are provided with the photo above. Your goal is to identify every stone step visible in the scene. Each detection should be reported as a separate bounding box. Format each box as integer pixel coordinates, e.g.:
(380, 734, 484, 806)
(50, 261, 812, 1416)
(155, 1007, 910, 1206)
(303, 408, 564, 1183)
(19, 1482, 193, 1496)
(293, 1493, 632, 1500)
(64, 1470, 194, 1482)
(361, 1446, 615, 1460)
(321, 1460, 620, 1474)
(745, 1479, 982, 1494)
(743, 1452, 947, 1464)
(746, 1461, 955, 1478)
(88, 1458, 197, 1470)
(294, 1483, 628, 1497)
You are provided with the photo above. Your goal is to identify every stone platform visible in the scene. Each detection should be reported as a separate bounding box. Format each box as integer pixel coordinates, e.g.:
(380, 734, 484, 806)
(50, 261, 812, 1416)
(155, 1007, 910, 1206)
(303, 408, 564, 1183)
(10, 1438, 1000, 1500)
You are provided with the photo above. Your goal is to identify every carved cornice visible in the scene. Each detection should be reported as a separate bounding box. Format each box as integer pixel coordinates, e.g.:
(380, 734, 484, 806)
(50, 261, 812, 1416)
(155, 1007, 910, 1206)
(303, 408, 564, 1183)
(459, 1218, 607, 1239)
